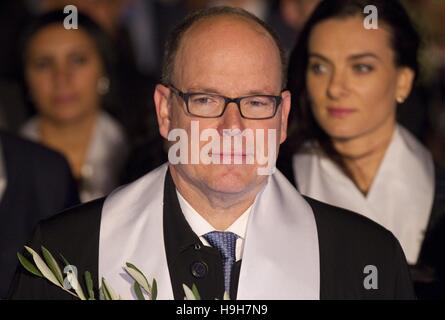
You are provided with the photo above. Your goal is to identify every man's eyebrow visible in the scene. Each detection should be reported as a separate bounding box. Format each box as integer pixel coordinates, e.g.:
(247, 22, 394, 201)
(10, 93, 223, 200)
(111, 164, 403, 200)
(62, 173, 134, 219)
(185, 86, 221, 94)
(185, 87, 278, 96)
(309, 52, 382, 62)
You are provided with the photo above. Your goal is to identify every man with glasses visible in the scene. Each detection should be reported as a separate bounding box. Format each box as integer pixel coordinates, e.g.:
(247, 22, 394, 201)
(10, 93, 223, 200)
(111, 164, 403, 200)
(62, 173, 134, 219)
(11, 6, 414, 300)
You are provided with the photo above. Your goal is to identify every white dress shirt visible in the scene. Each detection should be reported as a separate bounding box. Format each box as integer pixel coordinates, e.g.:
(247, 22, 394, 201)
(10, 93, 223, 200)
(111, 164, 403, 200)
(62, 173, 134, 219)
(293, 125, 434, 264)
(176, 190, 251, 262)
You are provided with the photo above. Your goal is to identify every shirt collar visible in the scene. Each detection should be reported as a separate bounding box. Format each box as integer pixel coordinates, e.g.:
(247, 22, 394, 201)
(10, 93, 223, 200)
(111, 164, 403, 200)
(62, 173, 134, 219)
(176, 189, 252, 240)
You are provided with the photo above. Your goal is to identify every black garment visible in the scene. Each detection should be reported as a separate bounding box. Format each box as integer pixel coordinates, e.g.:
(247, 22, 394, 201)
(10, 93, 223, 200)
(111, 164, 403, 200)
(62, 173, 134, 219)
(277, 155, 445, 299)
(119, 136, 167, 185)
(415, 165, 445, 298)
(0, 131, 79, 298)
(10, 169, 414, 299)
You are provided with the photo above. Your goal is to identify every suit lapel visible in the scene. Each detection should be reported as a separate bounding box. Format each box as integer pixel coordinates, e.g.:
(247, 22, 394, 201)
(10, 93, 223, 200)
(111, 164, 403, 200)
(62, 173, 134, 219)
(163, 170, 227, 299)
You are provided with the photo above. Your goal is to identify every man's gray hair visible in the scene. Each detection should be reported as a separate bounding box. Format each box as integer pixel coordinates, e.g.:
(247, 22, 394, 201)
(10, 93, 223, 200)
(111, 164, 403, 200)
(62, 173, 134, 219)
(161, 6, 288, 89)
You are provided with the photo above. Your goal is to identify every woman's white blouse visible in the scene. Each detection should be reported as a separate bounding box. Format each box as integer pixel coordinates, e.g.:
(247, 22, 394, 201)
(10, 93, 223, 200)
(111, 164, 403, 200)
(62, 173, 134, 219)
(293, 125, 434, 264)
(21, 111, 128, 202)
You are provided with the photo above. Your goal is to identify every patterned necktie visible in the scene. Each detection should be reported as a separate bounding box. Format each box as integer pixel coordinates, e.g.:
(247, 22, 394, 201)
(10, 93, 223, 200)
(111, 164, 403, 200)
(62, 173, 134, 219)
(203, 231, 239, 296)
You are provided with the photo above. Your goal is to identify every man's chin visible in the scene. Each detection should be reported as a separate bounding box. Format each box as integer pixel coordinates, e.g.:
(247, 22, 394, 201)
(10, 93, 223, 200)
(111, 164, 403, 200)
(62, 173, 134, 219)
(202, 164, 259, 194)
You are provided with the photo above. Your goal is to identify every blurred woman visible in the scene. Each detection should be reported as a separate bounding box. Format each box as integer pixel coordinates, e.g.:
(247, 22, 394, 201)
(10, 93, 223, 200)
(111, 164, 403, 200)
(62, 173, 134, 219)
(20, 11, 127, 202)
(282, 0, 445, 297)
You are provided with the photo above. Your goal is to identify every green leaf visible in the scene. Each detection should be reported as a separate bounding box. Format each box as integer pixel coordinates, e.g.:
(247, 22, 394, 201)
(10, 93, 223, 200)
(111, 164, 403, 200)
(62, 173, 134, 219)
(84, 271, 95, 300)
(191, 283, 201, 300)
(71, 273, 86, 300)
(151, 278, 157, 300)
(182, 284, 197, 300)
(101, 278, 119, 300)
(100, 279, 111, 300)
(17, 252, 43, 278)
(133, 282, 145, 300)
(25, 246, 62, 288)
(60, 254, 70, 267)
(124, 263, 151, 294)
(41, 246, 63, 284)
(21, 247, 80, 300)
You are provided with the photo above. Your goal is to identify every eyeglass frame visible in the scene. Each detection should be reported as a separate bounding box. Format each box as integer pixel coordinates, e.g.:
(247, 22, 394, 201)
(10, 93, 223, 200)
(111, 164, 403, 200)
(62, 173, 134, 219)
(168, 84, 284, 120)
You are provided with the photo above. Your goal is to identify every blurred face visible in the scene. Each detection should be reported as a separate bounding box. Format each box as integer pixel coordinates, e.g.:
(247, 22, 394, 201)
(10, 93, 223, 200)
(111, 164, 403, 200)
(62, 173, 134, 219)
(306, 16, 414, 141)
(155, 17, 290, 197)
(26, 24, 105, 124)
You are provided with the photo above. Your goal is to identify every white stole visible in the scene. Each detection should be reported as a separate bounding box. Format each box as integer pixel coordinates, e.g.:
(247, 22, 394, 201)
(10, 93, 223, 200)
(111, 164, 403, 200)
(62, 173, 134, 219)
(99, 164, 320, 299)
(293, 125, 434, 264)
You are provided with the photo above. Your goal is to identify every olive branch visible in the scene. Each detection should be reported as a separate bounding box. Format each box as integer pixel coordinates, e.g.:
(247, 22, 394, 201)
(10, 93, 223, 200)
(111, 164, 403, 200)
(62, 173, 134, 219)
(17, 246, 228, 300)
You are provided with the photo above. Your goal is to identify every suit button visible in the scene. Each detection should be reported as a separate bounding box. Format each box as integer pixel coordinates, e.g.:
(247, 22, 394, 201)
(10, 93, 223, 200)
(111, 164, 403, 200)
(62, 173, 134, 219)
(191, 261, 208, 279)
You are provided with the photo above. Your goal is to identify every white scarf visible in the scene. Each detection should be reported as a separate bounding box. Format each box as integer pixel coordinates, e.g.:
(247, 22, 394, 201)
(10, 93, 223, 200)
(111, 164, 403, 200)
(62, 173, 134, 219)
(99, 164, 320, 299)
(293, 125, 434, 264)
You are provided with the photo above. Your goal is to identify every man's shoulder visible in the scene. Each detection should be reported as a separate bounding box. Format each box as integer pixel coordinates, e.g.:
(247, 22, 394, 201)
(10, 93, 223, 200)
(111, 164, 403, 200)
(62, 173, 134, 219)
(304, 195, 397, 246)
(40, 198, 105, 235)
(35, 198, 105, 252)
(10, 198, 106, 299)
(35, 198, 105, 268)
(303, 196, 414, 299)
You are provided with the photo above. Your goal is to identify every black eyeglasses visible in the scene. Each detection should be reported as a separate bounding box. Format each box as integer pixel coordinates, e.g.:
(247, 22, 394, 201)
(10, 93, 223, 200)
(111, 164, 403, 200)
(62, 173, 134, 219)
(168, 85, 283, 119)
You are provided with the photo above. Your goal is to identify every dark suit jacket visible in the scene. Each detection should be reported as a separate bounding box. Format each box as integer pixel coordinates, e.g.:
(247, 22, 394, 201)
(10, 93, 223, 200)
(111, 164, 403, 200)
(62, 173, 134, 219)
(0, 131, 79, 298)
(9, 169, 414, 300)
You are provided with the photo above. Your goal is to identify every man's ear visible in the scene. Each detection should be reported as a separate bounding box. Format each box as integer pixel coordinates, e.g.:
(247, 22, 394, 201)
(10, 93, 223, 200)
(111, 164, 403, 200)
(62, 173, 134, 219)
(154, 84, 172, 139)
(279, 90, 291, 144)
(396, 67, 415, 103)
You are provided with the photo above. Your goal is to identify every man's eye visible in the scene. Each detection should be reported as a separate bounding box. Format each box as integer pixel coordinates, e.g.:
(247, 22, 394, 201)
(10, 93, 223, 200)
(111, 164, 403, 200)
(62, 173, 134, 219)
(309, 63, 327, 75)
(353, 64, 374, 73)
(247, 98, 268, 107)
(191, 96, 217, 105)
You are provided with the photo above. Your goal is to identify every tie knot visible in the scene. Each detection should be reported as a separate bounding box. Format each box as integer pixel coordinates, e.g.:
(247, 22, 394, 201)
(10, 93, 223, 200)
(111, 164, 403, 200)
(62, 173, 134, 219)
(203, 231, 238, 260)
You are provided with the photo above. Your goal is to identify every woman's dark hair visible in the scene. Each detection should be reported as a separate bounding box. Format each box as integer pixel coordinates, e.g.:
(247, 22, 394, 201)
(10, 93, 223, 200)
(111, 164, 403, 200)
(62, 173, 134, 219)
(20, 10, 114, 77)
(284, 0, 420, 174)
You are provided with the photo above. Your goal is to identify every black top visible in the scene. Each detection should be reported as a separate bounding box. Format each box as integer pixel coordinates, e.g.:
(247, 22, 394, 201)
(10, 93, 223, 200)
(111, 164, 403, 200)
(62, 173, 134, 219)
(0, 131, 79, 298)
(9, 170, 414, 300)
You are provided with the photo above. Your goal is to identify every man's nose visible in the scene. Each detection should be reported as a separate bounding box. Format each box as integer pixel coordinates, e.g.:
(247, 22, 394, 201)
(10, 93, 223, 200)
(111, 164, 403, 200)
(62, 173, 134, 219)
(219, 102, 244, 131)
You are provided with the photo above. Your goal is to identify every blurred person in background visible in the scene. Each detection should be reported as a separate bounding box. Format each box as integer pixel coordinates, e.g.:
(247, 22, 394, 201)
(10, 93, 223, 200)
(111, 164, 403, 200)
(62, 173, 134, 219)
(20, 11, 128, 202)
(38, 0, 159, 147)
(402, 0, 445, 169)
(279, 0, 445, 298)
(0, 130, 79, 298)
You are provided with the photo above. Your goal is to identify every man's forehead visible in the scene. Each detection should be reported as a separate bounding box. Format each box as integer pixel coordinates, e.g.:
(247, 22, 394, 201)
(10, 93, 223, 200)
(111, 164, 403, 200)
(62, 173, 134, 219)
(183, 15, 271, 41)
(172, 15, 281, 87)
